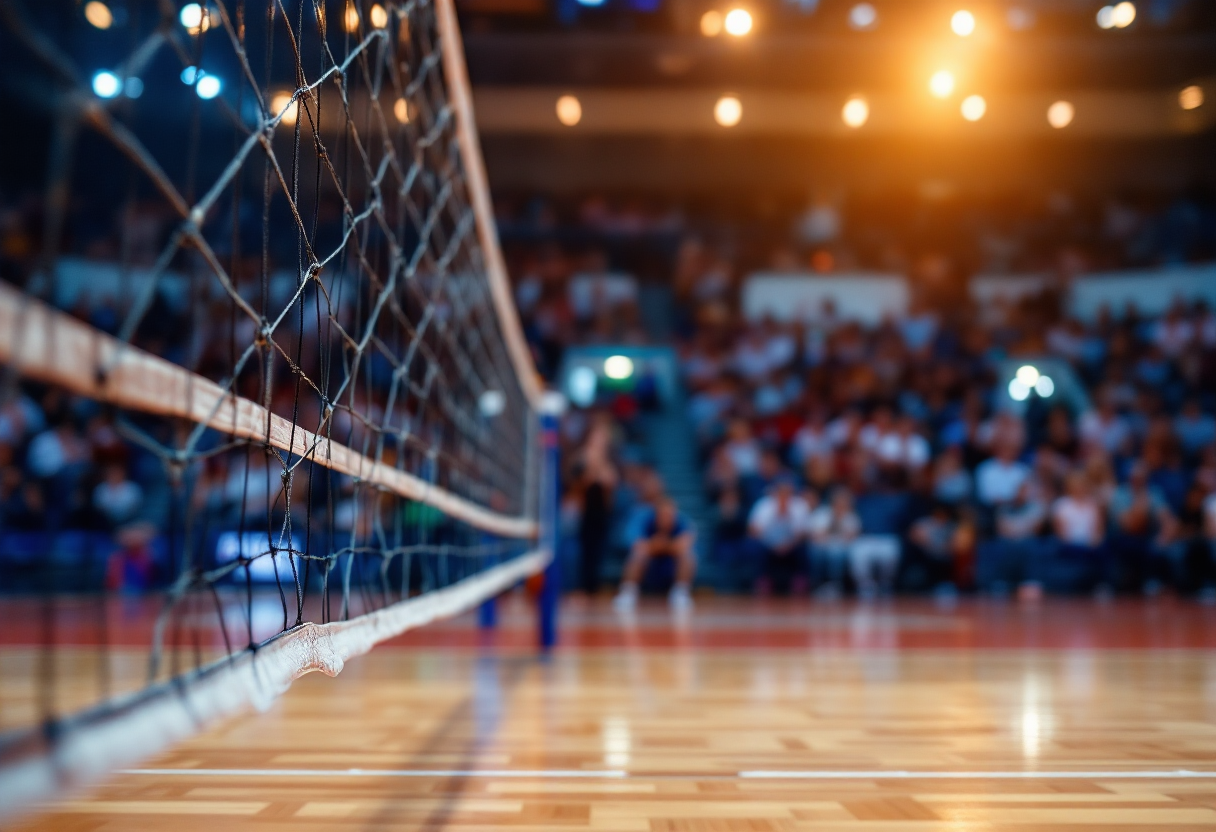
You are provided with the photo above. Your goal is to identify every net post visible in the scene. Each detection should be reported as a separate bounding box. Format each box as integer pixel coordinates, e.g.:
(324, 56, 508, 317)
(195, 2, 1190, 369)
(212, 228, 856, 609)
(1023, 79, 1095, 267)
(537, 393, 566, 650)
(478, 597, 498, 629)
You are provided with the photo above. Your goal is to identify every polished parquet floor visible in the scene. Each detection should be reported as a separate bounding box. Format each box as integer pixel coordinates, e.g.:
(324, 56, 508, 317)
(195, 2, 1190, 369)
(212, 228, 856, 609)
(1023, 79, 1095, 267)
(9, 596, 1216, 830)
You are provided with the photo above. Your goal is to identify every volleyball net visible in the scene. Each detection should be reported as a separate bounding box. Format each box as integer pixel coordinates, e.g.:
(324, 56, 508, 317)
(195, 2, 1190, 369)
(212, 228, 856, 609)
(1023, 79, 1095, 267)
(0, 0, 548, 819)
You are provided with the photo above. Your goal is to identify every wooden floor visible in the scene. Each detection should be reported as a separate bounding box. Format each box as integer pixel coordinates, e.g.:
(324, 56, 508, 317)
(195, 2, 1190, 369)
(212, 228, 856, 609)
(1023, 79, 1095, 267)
(11, 597, 1216, 830)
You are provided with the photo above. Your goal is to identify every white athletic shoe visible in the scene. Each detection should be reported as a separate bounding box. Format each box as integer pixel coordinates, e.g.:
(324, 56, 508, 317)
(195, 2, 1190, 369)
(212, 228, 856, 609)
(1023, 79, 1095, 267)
(668, 585, 693, 613)
(613, 584, 638, 613)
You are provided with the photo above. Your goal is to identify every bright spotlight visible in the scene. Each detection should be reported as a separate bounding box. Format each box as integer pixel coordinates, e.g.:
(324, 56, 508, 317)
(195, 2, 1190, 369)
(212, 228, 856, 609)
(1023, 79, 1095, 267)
(180, 2, 209, 33)
(1008, 378, 1031, 402)
(714, 95, 742, 127)
(556, 95, 582, 126)
(960, 94, 986, 121)
(181, 65, 200, 85)
(84, 1, 113, 29)
(91, 71, 121, 99)
(842, 97, 869, 128)
(567, 366, 597, 407)
(1034, 375, 1055, 397)
(951, 9, 975, 36)
(1179, 85, 1204, 111)
(1096, 5, 1116, 28)
(478, 390, 506, 418)
(271, 91, 298, 126)
(848, 2, 877, 30)
(195, 74, 222, 99)
(700, 10, 723, 36)
(1112, 1, 1135, 27)
(724, 8, 753, 35)
(393, 98, 410, 123)
(369, 3, 389, 27)
(604, 355, 635, 380)
(1015, 365, 1040, 386)
(1047, 100, 1074, 128)
(929, 70, 955, 99)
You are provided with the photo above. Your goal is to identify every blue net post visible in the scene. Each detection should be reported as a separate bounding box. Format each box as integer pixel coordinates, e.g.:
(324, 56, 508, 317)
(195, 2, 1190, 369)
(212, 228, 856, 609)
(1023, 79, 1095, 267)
(538, 403, 562, 650)
(478, 597, 497, 629)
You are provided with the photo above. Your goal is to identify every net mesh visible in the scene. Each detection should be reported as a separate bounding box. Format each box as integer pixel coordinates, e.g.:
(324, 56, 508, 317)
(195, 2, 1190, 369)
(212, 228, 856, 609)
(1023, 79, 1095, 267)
(0, 0, 540, 761)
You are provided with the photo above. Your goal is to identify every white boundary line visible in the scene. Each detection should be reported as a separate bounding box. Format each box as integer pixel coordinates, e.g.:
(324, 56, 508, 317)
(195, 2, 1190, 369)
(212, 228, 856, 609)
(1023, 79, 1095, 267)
(116, 767, 1216, 780)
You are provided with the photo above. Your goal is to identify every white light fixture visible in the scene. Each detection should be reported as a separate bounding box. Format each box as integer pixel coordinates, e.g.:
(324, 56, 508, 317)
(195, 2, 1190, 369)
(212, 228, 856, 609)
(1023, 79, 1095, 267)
(842, 97, 869, 128)
(478, 390, 506, 418)
(961, 94, 986, 121)
(1034, 375, 1055, 397)
(603, 355, 635, 380)
(1047, 100, 1074, 129)
(181, 65, 200, 85)
(1015, 365, 1040, 386)
(929, 70, 955, 99)
(1008, 378, 1031, 401)
(1111, 1, 1135, 27)
(848, 2, 877, 30)
(180, 2, 209, 33)
(714, 95, 742, 127)
(724, 8, 753, 36)
(91, 70, 121, 99)
(196, 74, 222, 99)
(951, 9, 975, 36)
(556, 95, 582, 126)
(567, 366, 597, 407)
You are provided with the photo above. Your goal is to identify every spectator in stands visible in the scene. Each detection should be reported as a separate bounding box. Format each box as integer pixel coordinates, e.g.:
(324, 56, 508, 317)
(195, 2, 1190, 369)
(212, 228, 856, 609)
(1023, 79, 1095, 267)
(931, 445, 973, 505)
(92, 464, 143, 529)
(1079, 388, 1132, 455)
(906, 503, 962, 592)
(614, 497, 696, 612)
(1109, 462, 1181, 593)
(975, 439, 1030, 508)
(1052, 469, 1113, 594)
(983, 481, 1049, 598)
(746, 475, 811, 595)
(1175, 399, 1216, 457)
(806, 487, 860, 597)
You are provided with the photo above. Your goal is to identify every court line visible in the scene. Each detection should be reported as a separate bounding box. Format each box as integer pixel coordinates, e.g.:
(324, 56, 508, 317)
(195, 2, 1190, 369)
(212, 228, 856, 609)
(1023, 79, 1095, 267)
(121, 768, 1216, 780)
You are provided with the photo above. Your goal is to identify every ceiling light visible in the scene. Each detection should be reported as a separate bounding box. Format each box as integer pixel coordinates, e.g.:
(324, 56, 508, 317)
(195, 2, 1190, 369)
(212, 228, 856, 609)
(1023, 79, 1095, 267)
(556, 95, 582, 126)
(841, 97, 868, 128)
(951, 9, 975, 36)
(1047, 100, 1074, 128)
(960, 94, 986, 121)
(714, 95, 742, 127)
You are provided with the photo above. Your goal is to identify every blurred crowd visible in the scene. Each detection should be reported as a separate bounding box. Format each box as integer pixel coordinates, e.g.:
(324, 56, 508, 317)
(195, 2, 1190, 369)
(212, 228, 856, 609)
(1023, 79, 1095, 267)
(680, 273, 1216, 598)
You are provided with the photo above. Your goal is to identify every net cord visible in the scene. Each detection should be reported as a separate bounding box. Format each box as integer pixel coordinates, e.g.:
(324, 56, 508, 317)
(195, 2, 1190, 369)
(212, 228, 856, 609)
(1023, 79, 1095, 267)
(0, 282, 536, 539)
(0, 549, 547, 823)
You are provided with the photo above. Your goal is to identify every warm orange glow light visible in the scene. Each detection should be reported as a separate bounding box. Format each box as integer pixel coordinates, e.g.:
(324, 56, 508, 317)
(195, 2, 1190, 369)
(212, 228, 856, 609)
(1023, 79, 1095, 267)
(724, 8, 753, 36)
(961, 94, 986, 121)
(84, 1, 113, 29)
(951, 10, 975, 36)
(344, 4, 360, 32)
(1047, 100, 1074, 128)
(929, 70, 955, 99)
(393, 98, 410, 123)
(369, 4, 388, 28)
(714, 95, 742, 127)
(556, 95, 582, 126)
(842, 97, 869, 128)
(271, 91, 298, 126)
(700, 10, 723, 36)
(1179, 85, 1204, 111)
